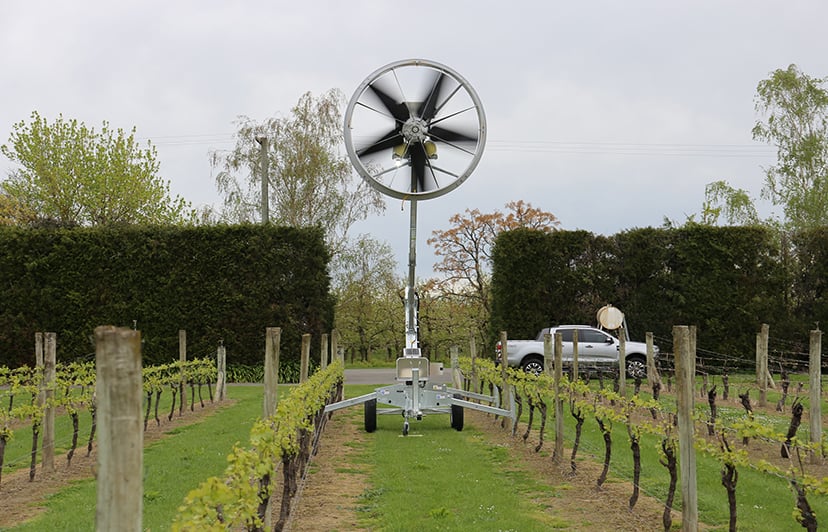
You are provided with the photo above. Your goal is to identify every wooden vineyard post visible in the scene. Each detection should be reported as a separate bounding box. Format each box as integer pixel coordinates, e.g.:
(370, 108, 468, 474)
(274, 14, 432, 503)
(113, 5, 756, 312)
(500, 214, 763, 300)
(300, 333, 311, 383)
(331, 329, 342, 364)
(499, 331, 509, 414)
(451, 346, 462, 389)
(264, 327, 281, 418)
(321, 333, 329, 370)
(674, 325, 698, 531)
(571, 329, 579, 382)
(42, 332, 57, 473)
(179, 330, 187, 412)
(646, 332, 660, 388)
(553, 332, 564, 463)
(469, 330, 479, 395)
(216, 343, 226, 402)
(618, 327, 626, 398)
(263, 327, 281, 531)
(810, 329, 823, 464)
(95, 326, 143, 532)
(499, 330, 508, 381)
(34, 332, 45, 464)
(543, 333, 553, 379)
(35, 332, 44, 400)
(757, 323, 769, 407)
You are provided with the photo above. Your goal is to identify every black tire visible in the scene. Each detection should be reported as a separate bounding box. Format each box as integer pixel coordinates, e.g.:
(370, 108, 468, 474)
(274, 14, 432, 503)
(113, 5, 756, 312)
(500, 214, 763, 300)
(521, 356, 544, 376)
(451, 394, 464, 431)
(626, 356, 647, 379)
(364, 399, 377, 433)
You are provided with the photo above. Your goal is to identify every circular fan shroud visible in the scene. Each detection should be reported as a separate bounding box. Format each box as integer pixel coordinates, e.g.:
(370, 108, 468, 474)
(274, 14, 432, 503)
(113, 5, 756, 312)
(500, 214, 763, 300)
(343, 59, 487, 200)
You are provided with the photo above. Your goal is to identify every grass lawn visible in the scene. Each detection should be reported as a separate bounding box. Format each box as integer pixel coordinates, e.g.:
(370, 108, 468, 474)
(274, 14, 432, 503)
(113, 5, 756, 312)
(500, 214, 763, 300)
(350, 385, 569, 531)
(8, 384, 266, 531)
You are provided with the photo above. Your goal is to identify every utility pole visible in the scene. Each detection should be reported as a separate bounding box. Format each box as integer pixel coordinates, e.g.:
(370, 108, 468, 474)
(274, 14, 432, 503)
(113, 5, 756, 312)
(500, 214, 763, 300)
(255, 135, 269, 224)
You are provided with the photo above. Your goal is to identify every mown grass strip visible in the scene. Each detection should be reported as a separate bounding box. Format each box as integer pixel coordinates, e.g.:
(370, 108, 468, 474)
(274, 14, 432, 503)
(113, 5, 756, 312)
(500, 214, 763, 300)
(344, 384, 568, 531)
(9, 384, 266, 531)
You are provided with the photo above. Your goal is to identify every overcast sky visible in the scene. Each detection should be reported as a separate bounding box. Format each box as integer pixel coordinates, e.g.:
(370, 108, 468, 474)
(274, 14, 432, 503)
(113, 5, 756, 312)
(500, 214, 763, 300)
(2, 1, 826, 275)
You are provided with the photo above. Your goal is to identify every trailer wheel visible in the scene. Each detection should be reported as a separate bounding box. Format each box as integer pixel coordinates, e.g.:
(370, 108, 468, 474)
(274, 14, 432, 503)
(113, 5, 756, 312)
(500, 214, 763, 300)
(451, 394, 464, 431)
(364, 399, 377, 433)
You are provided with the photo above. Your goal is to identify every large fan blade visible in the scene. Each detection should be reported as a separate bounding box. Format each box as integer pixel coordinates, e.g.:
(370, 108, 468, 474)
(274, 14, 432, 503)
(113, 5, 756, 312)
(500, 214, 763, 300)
(417, 72, 446, 122)
(368, 82, 409, 122)
(410, 143, 425, 193)
(410, 143, 437, 193)
(429, 125, 478, 144)
(356, 129, 404, 157)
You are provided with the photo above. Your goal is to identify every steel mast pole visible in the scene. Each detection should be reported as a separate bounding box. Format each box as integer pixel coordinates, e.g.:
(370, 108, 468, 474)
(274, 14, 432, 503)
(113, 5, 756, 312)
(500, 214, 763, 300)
(405, 198, 419, 351)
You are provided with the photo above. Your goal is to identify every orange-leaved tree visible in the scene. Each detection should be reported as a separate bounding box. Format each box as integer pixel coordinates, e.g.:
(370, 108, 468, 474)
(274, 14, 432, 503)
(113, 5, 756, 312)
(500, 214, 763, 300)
(427, 200, 559, 345)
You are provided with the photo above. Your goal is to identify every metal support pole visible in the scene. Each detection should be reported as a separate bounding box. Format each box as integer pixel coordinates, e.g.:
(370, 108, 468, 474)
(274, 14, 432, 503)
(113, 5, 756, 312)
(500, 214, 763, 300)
(256, 135, 269, 224)
(405, 199, 419, 350)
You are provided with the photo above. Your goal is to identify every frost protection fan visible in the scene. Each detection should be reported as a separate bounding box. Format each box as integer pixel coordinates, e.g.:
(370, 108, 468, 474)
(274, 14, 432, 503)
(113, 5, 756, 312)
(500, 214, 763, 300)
(344, 59, 487, 353)
(344, 59, 486, 200)
(327, 68, 510, 436)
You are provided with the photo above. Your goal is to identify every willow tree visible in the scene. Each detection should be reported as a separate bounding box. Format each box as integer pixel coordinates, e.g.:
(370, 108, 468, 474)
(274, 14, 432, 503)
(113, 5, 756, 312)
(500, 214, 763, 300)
(211, 89, 384, 259)
(1, 112, 192, 226)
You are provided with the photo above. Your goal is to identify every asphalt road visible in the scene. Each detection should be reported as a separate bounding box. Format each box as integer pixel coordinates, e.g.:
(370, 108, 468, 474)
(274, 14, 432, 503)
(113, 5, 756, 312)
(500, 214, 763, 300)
(344, 366, 453, 385)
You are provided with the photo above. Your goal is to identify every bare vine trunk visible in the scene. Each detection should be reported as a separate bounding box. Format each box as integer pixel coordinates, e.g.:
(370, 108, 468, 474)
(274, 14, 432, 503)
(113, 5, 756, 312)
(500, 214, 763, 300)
(720, 434, 738, 532)
(0, 434, 7, 484)
(154, 390, 162, 426)
(782, 399, 803, 459)
(67, 412, 79, 466)
(570, 401, 585, 473)
(144, 391, 152, 430)
(513, 393, 523, 438)
(792, 478, 817, 531)
(534, 399, 547, 453)
(596, 418, 611, 488)
(707, 385, 717, 436)
(627, 425, 640, 509)
(660, 437, 677, 532)
(86, 401, 97, 457)
(29, 423, 39, 481)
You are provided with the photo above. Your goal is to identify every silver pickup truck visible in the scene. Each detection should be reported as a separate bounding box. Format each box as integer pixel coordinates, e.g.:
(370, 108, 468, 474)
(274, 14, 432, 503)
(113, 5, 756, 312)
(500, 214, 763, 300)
(496, 325, 657, 378)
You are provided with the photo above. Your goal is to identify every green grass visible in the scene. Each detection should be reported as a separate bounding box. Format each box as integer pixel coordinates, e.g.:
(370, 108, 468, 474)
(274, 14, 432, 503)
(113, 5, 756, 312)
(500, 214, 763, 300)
(346, 385, 568, 531)
(9, 384, 268, 531)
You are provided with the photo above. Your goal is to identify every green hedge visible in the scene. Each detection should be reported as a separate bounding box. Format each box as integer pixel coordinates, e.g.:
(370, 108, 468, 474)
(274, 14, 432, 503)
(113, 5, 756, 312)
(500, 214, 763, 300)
(0, 224, 333, 368)
(490, 225, 812, 361)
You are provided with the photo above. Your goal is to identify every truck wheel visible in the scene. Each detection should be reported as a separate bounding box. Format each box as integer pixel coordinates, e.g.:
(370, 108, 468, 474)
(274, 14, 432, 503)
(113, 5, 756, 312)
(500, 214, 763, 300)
(521, 356, 544, 375)
(364, 399, 377, 433)
(626, 356, 647, 379)
(451, 394, 464, 431)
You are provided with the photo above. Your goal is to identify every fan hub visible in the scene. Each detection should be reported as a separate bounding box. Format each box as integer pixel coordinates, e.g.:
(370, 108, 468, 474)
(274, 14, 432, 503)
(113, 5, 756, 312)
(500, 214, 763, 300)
(402, 118, 429, 142)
